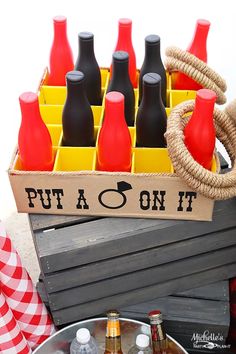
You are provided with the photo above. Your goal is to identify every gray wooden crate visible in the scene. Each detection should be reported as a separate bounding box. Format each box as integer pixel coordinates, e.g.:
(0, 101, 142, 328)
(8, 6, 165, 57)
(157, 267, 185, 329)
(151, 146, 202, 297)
(40, 263, 235, 326)
(30, 198, 236, 276)
(41, 247, 236, 311)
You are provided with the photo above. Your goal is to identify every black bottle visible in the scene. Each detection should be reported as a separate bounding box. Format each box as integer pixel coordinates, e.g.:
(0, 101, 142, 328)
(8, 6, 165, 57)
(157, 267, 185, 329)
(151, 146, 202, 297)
(107, 51, 135, 126)
(62, 71, 94, 146)
(136, 73, 167, 147)
(74, 32, 102, 105)
(139, 35, 166, 106)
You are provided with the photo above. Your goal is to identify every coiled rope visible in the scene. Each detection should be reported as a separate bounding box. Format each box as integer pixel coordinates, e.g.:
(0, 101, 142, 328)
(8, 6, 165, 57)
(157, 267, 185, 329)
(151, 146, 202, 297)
(165, 99, 236, 200)
(165, 46, 227, 105)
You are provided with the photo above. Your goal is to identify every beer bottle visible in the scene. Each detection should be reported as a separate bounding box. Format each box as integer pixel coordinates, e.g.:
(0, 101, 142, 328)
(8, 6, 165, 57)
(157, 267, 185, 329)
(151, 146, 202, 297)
(75, 32, 102, 105)
(136, 73, 167, 147)
(104, 310, 123, 354)
(139, 35, 166, 106)
(174, 19, 210, 90)
(107, 51, 135, 126)
(184, 89, 216, 170)
(148, 310, 168, 354)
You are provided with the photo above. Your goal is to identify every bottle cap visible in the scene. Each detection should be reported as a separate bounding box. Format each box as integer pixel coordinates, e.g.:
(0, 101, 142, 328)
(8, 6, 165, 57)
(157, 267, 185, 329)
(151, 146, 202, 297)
(76, 328, 91, 344)
(119, 18, 132, 27)
(143, 73, 161, 86)
(106, 91, 124, 104)
(113, 51, 129, 63)
(145, 34, 160, 45)
(196, 19, 211, 28)
(106, 310, 120, 319)
(53, 16, 66, 24)
(79, 32, 94, 41)
(197, 89, 217, 102)
(66, 71, 84, 84)
(136, 334, 150, 348)
(19, 92, 38, 105)
(148, 310, 163, 324)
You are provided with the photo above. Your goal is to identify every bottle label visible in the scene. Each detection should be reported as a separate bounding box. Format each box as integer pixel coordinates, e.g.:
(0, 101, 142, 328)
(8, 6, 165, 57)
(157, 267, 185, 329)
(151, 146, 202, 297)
(106, 321, 120, 337)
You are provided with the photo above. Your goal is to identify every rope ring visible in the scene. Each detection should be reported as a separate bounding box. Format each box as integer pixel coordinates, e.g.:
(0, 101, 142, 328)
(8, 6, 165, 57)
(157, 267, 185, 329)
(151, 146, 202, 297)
(165, 100, 236, 200)
(165, 46, 227, 105)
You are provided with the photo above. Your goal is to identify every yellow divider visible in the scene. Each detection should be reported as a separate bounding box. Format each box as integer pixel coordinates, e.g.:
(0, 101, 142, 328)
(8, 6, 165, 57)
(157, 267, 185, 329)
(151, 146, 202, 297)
(40, 105, 104, 126)
(132, 148, 172, 173)
(39, 69, 109, 105)
(54, 147, 96, 172)
(170, 90, 197, 108)
(47, 125, 62, 146)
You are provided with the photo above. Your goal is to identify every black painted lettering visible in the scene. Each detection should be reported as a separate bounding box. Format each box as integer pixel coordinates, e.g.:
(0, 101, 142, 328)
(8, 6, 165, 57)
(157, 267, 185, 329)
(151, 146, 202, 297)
(177, 191, 185, 211)
(37, 189, 52, 209)
(152, 190, 166, 211)
(52, 189, 64, 209)
(139, 191, 151, 210)
(185, 192, 197, 212)
(177, 191, 197, 212)
(76, 189, 89, 209)
(25, 188, 37, 208)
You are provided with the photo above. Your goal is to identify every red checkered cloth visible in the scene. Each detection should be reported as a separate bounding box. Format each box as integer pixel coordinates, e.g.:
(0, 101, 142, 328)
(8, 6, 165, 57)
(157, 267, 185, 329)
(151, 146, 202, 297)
(0, 289, 31, 354)
(0, 221, 55, 349)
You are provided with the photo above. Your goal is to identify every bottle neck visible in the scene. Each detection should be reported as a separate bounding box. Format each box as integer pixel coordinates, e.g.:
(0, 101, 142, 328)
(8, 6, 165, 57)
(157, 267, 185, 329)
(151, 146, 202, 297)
(105, 319, 122, 353)
(191, 96, 215, 126)
(79, 39, 95, 59)
(66, 81, 87, 102)
(145, 43, 161, 62)
(117, 25, 132, 46)
(106, 318, 121, 338)
(20, 101, 41, 124)
(104, 100, 125, 127)
(142, 83, 162, 106)
(112, 60, 129, 82)
(150, 322, 166, 342)
(53, 22, 67, 42)
(188, 23, 209, 61)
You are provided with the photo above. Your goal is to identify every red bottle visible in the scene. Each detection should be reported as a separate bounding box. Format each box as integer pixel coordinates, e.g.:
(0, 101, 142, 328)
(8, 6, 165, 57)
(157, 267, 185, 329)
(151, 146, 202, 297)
(47, 16, 74, 86)
(18, 92, 54, 171)
(174, 19, 210, 90)
(184, 89, 216, 170)
(111, 18, 137, 88)
(97, 91, 132, 172)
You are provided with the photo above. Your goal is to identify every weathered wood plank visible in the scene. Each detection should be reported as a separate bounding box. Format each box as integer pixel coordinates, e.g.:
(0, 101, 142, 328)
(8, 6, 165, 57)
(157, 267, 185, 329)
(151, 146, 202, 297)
(50, 262, 236, 325)
(121, 296, 229, 324)
(33, 198, 236, 274)
(46, 247, 236, 309)
(36, 280, 229, 313)
(29, 214, 100, 231)
(52, 263, 236, 325)
(175, 281, 229, 301)
(43, 228, 236, 292)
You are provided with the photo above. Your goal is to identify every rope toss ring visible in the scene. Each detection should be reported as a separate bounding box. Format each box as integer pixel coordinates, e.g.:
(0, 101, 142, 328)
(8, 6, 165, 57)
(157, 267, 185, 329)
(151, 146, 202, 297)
(165, 46, 227, 105)
(165, 99, 236, 200)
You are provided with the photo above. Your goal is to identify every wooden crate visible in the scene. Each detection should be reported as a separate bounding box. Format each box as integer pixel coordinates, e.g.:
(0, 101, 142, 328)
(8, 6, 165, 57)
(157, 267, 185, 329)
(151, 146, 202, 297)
(29, 192, 236, 326)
